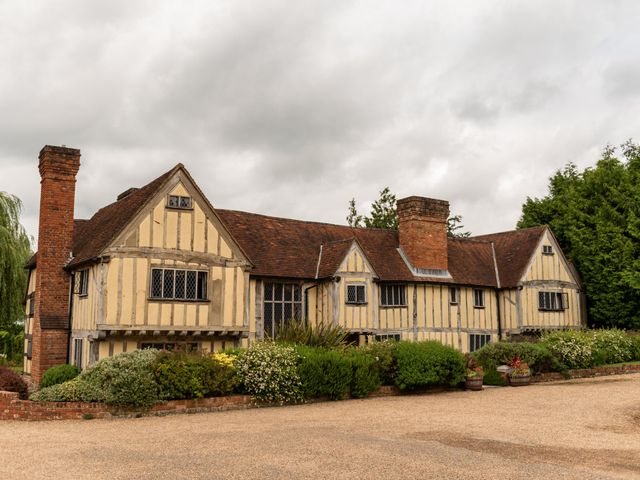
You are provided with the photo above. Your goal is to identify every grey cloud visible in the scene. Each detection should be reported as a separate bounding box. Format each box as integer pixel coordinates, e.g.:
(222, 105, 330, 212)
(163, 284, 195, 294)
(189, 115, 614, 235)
(1, 0, 640, 240)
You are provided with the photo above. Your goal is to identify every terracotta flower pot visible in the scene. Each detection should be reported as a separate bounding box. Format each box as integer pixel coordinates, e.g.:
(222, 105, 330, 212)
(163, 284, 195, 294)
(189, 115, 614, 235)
(465, 376, 484, 391)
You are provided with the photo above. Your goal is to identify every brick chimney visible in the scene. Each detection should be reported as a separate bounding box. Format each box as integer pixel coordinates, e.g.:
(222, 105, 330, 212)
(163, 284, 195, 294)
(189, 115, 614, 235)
(397, 196, 449, 272)
(30, 145, 81, 383)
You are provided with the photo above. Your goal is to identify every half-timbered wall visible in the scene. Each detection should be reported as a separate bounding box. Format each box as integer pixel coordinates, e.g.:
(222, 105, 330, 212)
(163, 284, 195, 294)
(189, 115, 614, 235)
(499, 229, 583, 334)
(69, 178, 252, 367)
(23, 268, 37, 374)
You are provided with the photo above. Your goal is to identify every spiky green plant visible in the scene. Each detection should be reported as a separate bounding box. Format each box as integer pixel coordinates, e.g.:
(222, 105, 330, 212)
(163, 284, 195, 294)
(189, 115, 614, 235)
(275, 320, 351, 348)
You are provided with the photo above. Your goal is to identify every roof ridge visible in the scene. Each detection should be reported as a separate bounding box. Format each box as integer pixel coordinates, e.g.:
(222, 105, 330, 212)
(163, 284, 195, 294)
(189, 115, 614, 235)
(217, 208, 395, 232)
(471, 225, 547, 239)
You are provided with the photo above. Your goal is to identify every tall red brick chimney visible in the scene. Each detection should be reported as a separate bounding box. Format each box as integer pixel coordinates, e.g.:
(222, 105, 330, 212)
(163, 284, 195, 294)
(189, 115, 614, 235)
(397, 196, 450, 272)
(30, 145, 81, 383)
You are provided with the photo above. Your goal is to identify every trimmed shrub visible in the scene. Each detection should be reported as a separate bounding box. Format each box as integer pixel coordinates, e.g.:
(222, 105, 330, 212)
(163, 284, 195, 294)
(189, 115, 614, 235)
(346, 349, 381, 398)
(236, 342, 302, 403)
(81, 349, 159, 408)
(0, 365, 28, 399)
(30, 378, 104, 403)
(40, 364, 80, 389)
(473, 341, 563, 374)
(630, 335, 640, 361)
(590, 329, 634, 365)
(295, 346, 351, 400)
(540, 330, 594, 369)
(482, 368, 508, 387)
(393, 341, 465, 391)
(153, 351, 237, 400)
(363, 341, 397, 386)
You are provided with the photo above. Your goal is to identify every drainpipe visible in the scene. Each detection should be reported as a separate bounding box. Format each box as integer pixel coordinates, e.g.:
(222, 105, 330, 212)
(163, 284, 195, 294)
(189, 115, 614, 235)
(67, 271, 75, 364)
(490, 242, 503, 341)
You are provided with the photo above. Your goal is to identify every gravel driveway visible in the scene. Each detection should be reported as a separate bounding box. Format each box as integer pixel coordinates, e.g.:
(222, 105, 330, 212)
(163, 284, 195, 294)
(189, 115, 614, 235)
(2, 374, 640, 479)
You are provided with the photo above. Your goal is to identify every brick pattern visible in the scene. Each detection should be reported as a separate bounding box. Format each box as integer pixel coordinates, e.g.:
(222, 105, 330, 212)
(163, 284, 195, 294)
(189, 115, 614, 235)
(531, 364, 640, 383)
(31, 145, 81, 383)
(397, 196, 450, 271)
(0, 391, 253, 421)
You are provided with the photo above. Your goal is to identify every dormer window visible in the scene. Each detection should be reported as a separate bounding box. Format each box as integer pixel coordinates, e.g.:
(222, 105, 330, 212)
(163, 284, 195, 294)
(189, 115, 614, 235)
(168, 195, 192, 210)
(542, 245, 553, 255)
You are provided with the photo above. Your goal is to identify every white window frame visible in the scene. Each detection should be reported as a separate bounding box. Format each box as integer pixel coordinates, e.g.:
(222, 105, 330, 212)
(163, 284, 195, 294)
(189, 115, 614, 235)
(538, 291, 568, 311)
(473, 288, 485, 308)
(380, 284, 407, 307)
(149, 267, 208, 301)
(542, 245, 554, 255)
(346, 283, 367, 305)
(449, 287, 459, 305)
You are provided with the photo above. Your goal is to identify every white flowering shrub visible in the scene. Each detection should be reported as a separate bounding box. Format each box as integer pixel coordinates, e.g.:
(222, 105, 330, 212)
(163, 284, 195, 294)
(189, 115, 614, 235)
(541, 330, 594, 369)
(590, 329, 634, 365)
(236, 342, 302, 403)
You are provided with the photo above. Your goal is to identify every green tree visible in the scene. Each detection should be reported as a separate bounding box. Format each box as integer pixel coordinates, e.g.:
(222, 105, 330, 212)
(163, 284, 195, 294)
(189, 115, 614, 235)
(347, 188, 470, 236)
(0, 192, 31, 329)
(518, 140, 640, 328)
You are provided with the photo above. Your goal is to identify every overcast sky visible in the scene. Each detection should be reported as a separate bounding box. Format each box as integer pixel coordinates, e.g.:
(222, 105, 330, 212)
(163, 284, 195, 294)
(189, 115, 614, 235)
(1, 1, 639, 243)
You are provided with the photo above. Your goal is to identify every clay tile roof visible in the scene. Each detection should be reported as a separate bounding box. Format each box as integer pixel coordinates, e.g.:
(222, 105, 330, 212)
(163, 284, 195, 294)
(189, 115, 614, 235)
(216, 209, 500, 286)
(316, 239, 355, 279)
(470, 226, 546, 287)
(67, 165, 180, 267)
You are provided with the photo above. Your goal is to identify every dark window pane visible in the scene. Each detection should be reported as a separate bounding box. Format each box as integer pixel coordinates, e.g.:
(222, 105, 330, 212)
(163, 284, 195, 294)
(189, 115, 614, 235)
(264, 303, 273, 338)
(179, 196, 192, 209)
(264, 283, 273, 301)
(163, 270, 175, 298)
(293, 303, 302, 320)
(274, 284, 283, 301)
(197, 272, 207, 300)
(175, 271, 186, 299)
(274, 303, 283, 321)
(284, 284, 292, 302)
(168, 195, 180, 208)
(283, 303, 293, 320)
(347, 285, 356, 303)
(381, 286, 387, 305)
(151, 269, 163, 298)
(293, 286, 301, 301)
(186, 271, 197, 299)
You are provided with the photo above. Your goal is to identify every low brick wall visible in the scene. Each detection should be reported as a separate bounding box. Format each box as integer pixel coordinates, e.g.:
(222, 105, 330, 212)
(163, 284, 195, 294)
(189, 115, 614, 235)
(532, 363, 640, 383)
(0, 391, 252, 421)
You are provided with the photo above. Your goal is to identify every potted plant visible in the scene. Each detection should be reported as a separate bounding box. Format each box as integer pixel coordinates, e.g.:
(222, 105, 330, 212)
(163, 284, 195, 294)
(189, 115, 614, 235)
(508, 356, 531, 386)
(465, 355, 484, 391)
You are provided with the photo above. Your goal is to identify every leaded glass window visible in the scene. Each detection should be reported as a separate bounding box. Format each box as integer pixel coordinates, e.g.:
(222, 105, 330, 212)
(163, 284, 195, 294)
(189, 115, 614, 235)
(263, 282, 302, 339)
(150, 267, 208, 301)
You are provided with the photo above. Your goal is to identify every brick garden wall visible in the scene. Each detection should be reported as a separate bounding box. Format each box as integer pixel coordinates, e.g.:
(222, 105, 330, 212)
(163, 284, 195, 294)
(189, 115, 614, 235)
(531, 363, 640, 383)
(0, 391, 252, 421)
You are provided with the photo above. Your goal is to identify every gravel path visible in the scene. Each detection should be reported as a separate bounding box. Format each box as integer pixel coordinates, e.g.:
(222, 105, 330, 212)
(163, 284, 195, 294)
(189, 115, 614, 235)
(2, 374, 640, 479)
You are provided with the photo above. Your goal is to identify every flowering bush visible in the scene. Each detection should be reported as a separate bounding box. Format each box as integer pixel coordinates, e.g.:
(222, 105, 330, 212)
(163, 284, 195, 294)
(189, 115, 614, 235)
(236, 342, 302, 403)
(541, 330, 594, 369)
(590, 329, 634, 365)
(472, 341, 561, 374)
(30, 378, 104, 402)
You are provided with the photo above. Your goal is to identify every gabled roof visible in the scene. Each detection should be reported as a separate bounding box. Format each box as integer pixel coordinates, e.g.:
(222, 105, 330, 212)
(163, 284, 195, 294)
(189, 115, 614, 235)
(470, 226, 547, 287)
(316, 239, 355, 279)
